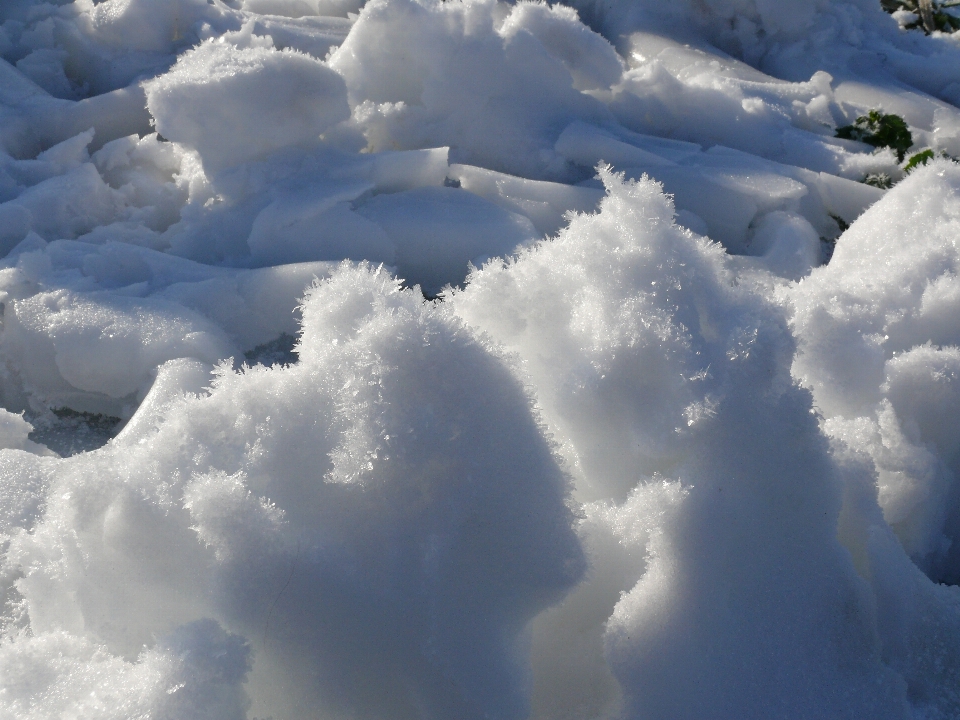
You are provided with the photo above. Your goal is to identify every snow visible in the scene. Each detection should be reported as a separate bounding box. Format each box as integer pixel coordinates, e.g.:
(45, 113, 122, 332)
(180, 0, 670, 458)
(144, 38, 351, 173)
(4, 264, 584, 720)
(1, 0, 960, 718)
(792, 160, 960, 586)
(452, 170, 908, 717)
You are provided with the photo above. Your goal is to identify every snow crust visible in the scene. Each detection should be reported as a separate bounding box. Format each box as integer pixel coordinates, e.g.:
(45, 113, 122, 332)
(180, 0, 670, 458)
(2, 0, 960, 717)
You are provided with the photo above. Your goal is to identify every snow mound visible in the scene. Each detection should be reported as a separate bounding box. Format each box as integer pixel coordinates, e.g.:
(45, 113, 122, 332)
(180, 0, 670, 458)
(329, 0, 614, 179)
(793, 160, 960, 583)
(0, 621, 252, 720)
(2, 264, 584, 720)
(453, 169, 910, 718)
(144, 40, 350, 173)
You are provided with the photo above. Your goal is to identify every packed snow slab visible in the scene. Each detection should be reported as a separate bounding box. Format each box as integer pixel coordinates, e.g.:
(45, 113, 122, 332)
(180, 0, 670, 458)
(0, 264, 584, 720)
(792, 160, 960, 584)
(449, 163, 605, 237)
(356, 186, 537, 293)
(570, 0, 960, 114)
(0, 124, 540, 327)
(0, 239, 337, 416)
(554, 121, 885, 256)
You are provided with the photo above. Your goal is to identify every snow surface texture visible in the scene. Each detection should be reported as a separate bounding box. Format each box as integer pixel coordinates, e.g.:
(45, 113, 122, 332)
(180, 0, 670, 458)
(2, 0, 960, 718)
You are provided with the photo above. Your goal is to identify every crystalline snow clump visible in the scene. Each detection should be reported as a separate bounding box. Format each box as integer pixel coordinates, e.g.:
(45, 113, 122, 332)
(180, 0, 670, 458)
(1, 264, 584, 720)
(452, 169, 912, 718)
(792, 160, 960, 584)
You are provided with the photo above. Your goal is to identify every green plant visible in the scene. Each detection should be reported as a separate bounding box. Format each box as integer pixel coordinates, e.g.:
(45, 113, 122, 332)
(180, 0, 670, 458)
(881, 0, 960, 33)
(864, 172, 894, 189)
(904, 148, 935, 173)
(836, 111, 913, 162)
(829, 214, 850, 234)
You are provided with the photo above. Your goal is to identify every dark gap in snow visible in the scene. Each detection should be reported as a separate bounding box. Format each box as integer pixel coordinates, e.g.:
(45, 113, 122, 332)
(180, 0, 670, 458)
(243, 332, 299, 368)
(28, 407, 123, 457)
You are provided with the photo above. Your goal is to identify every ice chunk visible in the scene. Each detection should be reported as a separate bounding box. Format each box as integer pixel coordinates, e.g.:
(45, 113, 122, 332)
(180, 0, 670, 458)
(16, 48, 74, 99)
(86, 0, 232, 53)
(631, 165, 759, 251)
(0, 409, 33, 450)
(91, 133, 191, 234)
(449, 162, 604, 237)
(347, 146, 450, 193)
(242, 0, 364, 19)
(246, 14, 354, 58)
(692, 147, 809, 214)
(3, 289, 236, 413)
(555, 121, 677, 169)
(356, 186, 537, 293)
(0, 163, 124, 248)
(35, 129, 95, 174)
(161, 260, 340, 350)
(54, 86, 154, 154)
(498, 3, 624, 92)
(246, 180, 389, 266)
(0, 240, 333, 403)
(813, 170, 886, 226)
(329, 0, 611, 179)
(0, 204, 32, 256)
(144, 41, 350, 172)
(170, 145, 453, 266)
(114, 358, 215, 445)
(555, 123, 835, 253)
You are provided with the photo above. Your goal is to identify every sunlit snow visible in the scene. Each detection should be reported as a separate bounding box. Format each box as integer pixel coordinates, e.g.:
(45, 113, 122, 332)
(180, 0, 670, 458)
(2, 0, 960, 718)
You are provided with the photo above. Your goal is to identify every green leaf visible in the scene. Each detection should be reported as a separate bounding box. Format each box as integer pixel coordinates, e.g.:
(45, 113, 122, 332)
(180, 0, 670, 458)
(904, 149, 935, 173)
(836, 110, 913, 162)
